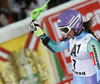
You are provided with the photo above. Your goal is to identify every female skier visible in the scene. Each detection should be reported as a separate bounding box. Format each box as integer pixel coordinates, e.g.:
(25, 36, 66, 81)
(29, 9, 100, 84)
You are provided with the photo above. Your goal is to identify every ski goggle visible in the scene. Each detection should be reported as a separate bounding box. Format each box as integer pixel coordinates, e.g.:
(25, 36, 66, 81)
(59, 26, 71, 34)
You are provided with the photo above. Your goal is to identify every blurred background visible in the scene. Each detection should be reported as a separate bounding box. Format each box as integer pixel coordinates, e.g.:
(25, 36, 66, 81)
(0, 0, 100, 84)
(0, 0, 70, 26)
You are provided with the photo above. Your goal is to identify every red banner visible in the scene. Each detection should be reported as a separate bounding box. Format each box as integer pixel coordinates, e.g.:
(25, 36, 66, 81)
(0, 47, 11, 61)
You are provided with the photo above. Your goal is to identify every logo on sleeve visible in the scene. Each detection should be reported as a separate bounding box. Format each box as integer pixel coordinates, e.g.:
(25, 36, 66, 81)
(92, 45, 100, 69)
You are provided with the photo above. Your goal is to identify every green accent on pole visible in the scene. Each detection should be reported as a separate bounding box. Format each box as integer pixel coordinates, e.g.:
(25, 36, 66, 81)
(35, 29, 44, 37)
(53, 54, 65, 81)
(30, 0, 50, 20)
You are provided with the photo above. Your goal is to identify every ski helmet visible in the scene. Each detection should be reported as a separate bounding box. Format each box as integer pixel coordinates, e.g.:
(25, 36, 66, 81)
(57, 9, 83, 33)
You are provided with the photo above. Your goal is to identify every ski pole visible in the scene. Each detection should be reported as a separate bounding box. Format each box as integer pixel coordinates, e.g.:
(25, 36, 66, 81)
(30, 0, 50, 20)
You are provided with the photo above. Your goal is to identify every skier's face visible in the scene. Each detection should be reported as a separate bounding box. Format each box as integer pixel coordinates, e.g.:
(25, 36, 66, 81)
(66, 29, 75, 38)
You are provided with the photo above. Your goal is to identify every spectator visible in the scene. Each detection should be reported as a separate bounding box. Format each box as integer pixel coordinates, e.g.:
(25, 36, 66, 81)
(0, 5, 13, 27)
(19, 0, 47, 17)
(23, 0, 40, 17)
(8, 0, 47, 21)
(8, 0, 70, 21)
(8, 0, 26, 21)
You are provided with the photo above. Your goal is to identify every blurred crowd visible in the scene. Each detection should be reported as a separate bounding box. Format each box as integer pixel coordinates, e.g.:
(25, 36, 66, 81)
(0, 0, 71, 28)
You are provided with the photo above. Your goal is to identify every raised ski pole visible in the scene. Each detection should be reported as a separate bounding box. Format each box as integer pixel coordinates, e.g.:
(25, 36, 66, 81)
(30, 0, 50, 20)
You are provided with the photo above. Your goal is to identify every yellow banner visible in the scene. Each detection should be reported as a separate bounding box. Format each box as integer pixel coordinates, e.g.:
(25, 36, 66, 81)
(0, 33, 57, 84)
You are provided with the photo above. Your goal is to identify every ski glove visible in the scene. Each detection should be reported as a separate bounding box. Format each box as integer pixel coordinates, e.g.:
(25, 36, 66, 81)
(29, 20, 44, 37)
